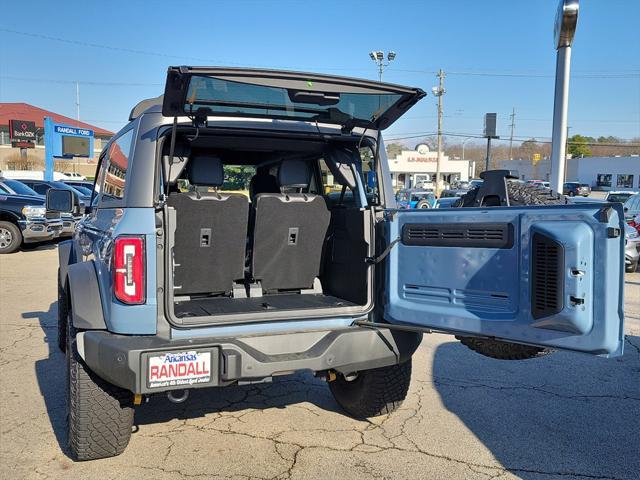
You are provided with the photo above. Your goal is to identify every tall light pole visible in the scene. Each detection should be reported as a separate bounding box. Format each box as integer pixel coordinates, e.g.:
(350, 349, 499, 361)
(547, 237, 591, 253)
(369, 51, 396, 82)
(432, 69, 445, 195)
(550, 0, 579, 194)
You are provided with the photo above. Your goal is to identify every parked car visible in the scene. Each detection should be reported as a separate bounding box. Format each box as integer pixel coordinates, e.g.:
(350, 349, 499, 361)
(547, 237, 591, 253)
(0, 178, 44, 199)
(439, 188, 469, 198)
(53, 66, 626, 461)
(606, 191, 638, 204)
(624, 223, 640, 273)
(563, 182, 591, 197)
(17, 180, 87, 236)
(0, 180, 63, 253)
(396, 188, 436, 208)
(0, 169, 68, 181)
(469, 179, 484, 188)
(62, 172, 87, 181)
(435, 196, 461, 208)
(623, 193, 640, 223)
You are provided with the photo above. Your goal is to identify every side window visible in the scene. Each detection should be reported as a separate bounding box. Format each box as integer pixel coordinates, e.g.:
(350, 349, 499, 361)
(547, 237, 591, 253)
(32, 183, 49, 195)
(92, 151, 109, 204)
(103, 129, 133, 200)
(0, 185, 9, 194)
(359, 146, 379, 205)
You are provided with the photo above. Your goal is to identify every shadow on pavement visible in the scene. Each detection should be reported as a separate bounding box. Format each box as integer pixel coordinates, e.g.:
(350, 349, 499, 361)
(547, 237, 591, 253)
(432, 337, 640, 480)
(28, 301, 343, 459)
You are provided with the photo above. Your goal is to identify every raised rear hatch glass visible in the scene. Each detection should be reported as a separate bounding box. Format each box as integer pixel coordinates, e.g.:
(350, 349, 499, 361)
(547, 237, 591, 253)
(162, 66, 425, 130)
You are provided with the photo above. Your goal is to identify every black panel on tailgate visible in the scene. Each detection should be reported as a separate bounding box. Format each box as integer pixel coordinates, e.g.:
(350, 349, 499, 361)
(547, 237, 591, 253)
(401, 223, 514, 249)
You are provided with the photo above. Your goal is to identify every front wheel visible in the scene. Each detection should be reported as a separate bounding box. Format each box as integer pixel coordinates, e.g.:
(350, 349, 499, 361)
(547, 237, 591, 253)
(329, 360, 411, 419)
(0, 221, 22, 254)
(67, 315, 134, 460)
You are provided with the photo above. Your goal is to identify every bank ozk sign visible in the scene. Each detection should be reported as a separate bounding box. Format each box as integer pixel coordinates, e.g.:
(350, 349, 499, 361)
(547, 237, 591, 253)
(9, 119, 37, 148)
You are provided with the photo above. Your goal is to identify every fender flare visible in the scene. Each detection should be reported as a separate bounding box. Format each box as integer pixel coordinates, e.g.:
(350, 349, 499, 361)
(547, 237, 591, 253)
(67, 261, 107, 330)
(58, 240, 75, 289)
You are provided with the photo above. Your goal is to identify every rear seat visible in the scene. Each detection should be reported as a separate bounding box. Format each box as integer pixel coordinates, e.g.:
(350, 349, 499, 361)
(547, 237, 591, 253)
(168, 155, 248, 296)
(251, 159, 330, 292)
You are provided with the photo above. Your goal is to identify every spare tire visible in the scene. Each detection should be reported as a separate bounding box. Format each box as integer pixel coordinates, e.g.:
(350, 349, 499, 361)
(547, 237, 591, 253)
(416, 199, 431, 209)
(453, 181, 566, 360)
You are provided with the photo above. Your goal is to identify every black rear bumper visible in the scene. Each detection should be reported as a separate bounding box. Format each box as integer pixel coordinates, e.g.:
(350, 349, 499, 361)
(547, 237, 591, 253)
(78, 326, 422, 394)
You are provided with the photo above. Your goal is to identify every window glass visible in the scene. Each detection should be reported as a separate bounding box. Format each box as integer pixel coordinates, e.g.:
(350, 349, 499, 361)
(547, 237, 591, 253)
(3, 179, 39, 196)
(222, 165, 254, 196)
(0, 185, 9, 194)
(103, 129, 133, 200)
(617, 174, 634, 188)
(359, 146, 379, 205)
(32, 183, 50, 195)
(93, 152, 109, 203)
(318, 146, 379, 206)
(596, 174, 612, 187)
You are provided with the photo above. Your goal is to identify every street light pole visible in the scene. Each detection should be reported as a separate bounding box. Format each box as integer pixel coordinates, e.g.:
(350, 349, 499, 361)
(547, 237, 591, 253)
(369, 51, 396, 82)
(432, 69, 446, 196)
(550, 0, 579, 194)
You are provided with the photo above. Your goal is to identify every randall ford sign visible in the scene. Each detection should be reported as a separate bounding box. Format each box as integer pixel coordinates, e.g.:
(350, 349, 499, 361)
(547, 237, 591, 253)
(54, 125, 93, 137)
(9, 119, 37, 148)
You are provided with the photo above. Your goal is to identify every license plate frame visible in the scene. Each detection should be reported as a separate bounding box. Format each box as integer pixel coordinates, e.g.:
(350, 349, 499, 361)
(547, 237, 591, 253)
(145, 348, 217, 390)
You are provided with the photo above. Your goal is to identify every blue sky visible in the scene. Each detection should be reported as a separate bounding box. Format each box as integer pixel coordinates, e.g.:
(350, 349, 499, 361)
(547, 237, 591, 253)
(1, 0, 638, 145)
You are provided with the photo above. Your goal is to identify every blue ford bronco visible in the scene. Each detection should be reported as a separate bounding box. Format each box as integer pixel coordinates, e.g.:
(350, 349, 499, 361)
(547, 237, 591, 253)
(48, 67, 625, 461)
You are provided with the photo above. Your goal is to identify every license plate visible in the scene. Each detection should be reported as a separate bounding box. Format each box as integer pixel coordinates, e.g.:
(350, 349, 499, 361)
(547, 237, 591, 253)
(148, 350, 211, 388)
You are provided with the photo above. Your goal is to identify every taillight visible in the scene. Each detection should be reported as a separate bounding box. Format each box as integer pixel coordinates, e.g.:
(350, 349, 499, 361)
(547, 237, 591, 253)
(113, 236, 146, 304)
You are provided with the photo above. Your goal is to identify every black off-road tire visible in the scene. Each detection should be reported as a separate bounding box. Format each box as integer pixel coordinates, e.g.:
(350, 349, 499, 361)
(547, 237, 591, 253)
(0, 221, 22, 254)
(67, 314, 134, 461)
(57, 269, 68, 353)
(416, 200, 431, 209)
(453, 181, 565, 360)
(329, 360, 411, 419)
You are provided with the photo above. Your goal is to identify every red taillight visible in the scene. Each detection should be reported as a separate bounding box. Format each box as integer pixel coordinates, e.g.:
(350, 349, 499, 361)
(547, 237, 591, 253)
(113, 236, 146, 304)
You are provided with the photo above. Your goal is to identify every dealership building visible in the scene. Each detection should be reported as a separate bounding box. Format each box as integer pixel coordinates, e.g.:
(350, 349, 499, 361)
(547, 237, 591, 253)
(497, 156, 640, 191)
(388, 144, 471, 189)
(0, 103, 113, 176)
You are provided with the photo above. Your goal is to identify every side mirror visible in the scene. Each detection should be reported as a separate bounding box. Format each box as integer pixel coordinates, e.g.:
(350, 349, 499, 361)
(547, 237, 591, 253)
(46, 189, 74, 213)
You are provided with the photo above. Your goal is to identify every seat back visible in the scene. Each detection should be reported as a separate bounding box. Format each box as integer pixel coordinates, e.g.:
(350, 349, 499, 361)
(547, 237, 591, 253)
(252, 159, 330, 292)
(167, 155, 248, 296)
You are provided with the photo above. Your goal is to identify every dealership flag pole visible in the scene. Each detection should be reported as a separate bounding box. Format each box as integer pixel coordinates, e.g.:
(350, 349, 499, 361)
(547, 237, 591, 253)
(550, 0, 579, 194)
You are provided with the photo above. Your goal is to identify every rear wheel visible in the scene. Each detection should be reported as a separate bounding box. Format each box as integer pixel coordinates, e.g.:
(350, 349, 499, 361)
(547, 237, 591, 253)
(67, 309, 134, 460)
(0, 221, 22, 254)
(329, 360, 411, 419)
(453, 181, 566, 360)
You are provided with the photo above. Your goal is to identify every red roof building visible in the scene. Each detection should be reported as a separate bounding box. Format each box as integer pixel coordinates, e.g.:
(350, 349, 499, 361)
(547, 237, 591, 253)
(0, 102, 114, 137)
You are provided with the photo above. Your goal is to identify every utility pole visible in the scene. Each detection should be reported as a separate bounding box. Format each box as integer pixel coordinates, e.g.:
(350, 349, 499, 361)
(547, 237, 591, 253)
(508, 107, 516, 160)
(75, 81, 80, 122)
(432, 69, 445, 196)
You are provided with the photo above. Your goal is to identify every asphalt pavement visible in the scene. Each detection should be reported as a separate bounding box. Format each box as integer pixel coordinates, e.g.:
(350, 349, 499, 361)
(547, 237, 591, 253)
(0, 246, 638, 480)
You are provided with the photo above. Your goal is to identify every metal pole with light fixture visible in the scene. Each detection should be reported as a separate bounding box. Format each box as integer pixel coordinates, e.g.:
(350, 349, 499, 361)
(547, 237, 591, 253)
(549, 0, 579, 194)
(432, 70, 445, 196)
(369, 51, 396, 82)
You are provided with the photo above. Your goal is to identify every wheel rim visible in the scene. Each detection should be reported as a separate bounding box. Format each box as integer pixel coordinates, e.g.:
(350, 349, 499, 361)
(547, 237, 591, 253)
(420, 204, 429, 208)
(0, 227, 13, 249)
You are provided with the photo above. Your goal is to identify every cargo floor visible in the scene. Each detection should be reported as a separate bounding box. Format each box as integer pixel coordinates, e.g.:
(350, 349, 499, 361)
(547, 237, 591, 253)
(174, 293, 357, 318)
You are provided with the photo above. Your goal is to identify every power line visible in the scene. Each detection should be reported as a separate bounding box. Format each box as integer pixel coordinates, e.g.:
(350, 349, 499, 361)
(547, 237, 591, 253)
(2, 28, 639, 80)
(0, 75, 161, 87)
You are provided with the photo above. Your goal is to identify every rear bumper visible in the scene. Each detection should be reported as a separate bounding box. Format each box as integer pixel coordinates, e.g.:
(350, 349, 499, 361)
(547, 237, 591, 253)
(18, 218, 63, 243)
(78, 326, 422, 394)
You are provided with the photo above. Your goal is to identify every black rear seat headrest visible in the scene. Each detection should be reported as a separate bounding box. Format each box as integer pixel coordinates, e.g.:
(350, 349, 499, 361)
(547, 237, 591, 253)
(278, 159, 310, 188)
(188, 155, 224, 187)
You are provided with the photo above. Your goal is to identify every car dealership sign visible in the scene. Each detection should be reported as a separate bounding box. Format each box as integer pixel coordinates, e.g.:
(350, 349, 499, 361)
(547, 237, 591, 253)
(8, 119, 37, 148)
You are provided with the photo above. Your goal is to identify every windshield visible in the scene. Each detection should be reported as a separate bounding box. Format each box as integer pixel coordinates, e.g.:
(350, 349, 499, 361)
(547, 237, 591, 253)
(70, 185, 93, 195)
(410, 192, 434, 202)
(607, 193, 632, 203)
(50, 181, 85, 196)
(184, 76, 403, 127)
(2, 179, 40, 196)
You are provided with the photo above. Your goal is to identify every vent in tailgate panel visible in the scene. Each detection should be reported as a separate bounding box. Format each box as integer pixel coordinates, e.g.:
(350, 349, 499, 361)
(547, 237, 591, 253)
(531, 232, 564, 319)
(401, 223, 514, 248)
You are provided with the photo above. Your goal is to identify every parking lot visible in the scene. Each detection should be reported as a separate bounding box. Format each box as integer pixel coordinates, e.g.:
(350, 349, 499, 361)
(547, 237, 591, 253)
(0, 245, 638, 480)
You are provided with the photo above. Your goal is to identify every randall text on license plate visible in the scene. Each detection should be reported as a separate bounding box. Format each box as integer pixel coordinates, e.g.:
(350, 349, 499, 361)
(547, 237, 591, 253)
(148, 351, 211, 388)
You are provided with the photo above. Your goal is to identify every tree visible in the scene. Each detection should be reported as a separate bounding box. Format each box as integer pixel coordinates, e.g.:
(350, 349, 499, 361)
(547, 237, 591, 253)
(567, 134, 592, 158)
(518, 138, 539, 160)
(385, 143, 404, 159)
